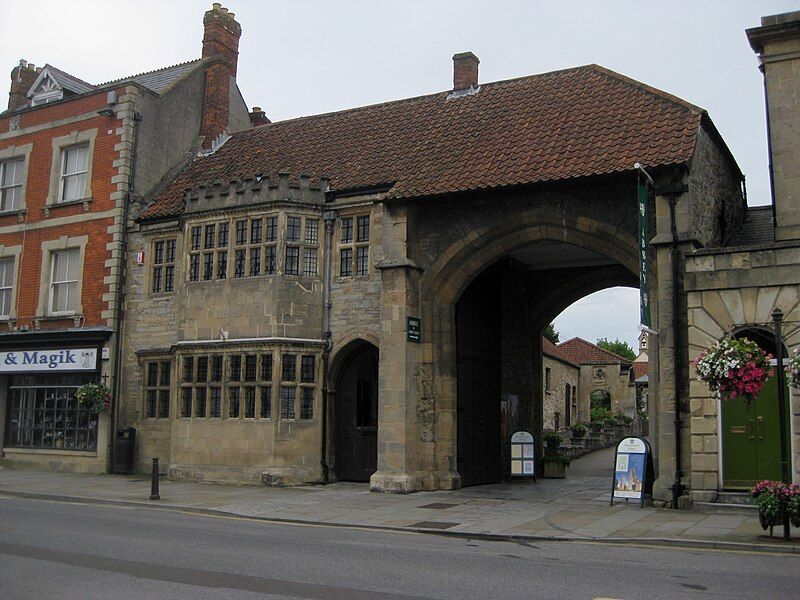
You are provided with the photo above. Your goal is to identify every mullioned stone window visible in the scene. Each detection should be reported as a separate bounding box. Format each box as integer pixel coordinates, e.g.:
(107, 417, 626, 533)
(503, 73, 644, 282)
(150, 238, 176, 294)
(280, 353, 317, 420)
(143, 360, 171, 418)
(338, 214, 370, 277)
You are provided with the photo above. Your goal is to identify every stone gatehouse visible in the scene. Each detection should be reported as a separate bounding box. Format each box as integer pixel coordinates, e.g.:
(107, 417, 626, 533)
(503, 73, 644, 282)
(118, 19, 754, 503)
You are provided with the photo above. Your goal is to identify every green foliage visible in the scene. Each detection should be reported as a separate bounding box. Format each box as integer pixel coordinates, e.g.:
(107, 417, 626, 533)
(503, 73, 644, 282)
(569, 423, 588, 438)
(543, 430, 563, 445)
(596, 338, 637, 361)
(590, 407, 613, 423)
(543, 323, 560, 344)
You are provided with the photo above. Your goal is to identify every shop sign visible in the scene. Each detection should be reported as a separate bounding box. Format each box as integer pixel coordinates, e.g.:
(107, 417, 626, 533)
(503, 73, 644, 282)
(611, 436, 653, 508)
(510, 430, 536, 478)
(0, 348, 98, 372)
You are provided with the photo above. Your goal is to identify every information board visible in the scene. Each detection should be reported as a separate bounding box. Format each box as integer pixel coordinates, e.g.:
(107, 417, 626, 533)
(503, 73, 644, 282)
(611, 436, 652, 507)
(407, 317, 421, 343)
(510, 431, 536, 479)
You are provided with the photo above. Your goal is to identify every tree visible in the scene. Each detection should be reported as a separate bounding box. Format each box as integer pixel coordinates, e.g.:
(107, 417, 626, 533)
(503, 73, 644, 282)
(596, 337, 636, 361)
(543, 323, 560, 344)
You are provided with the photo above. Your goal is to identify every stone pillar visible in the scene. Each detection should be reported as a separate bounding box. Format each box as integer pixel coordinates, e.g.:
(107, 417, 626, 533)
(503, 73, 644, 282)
(370, 261, 426, 492)
(650, 192, 693, 505)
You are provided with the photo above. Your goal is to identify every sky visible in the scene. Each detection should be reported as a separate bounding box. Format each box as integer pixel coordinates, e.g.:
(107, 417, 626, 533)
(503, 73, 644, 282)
(1, 0, 795, 350)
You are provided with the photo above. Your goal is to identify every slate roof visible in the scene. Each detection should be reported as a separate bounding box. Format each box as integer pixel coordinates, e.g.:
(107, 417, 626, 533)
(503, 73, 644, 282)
(542, 337, 580, 368)
(726, 205, 774, 247)
(100, 59, 204, 94)
(557, 337, 632, 366)
(139, 63, 706, 220)
(42, 64, 95, 94)
(34, 59, 204, 98)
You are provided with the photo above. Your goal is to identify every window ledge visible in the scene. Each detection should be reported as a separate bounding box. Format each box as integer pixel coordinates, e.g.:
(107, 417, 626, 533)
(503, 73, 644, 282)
(43, 197, 93, 216)
(3, 447, 97, 457)
(0, 208, 27, 222)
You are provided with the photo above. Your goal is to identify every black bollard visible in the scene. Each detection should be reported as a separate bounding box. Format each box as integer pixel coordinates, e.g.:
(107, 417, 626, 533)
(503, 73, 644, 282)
(150, 457, 160, 501)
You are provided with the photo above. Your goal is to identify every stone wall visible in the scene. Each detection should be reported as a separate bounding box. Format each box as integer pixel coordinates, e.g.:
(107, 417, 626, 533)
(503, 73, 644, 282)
(685, 242, 800, 501)
(542, 355, 579, 430)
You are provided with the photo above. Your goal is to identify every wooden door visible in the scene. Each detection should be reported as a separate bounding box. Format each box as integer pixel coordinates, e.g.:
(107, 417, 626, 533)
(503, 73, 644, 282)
(456, 267, 502, 486)
(335, 345, 379, 482)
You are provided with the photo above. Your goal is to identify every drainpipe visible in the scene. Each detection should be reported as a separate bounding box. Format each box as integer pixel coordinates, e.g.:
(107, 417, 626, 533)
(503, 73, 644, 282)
(110, 109, 142, 472)
(320, 209, 336, 483)
(668, 192, 686, 507)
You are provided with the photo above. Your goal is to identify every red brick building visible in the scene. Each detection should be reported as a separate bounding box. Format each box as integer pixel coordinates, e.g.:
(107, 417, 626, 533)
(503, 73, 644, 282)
(0, 3, 255, 473)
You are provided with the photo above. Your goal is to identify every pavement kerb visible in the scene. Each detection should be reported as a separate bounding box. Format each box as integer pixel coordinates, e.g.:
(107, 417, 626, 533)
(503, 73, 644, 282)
(2, 489, 798, 556)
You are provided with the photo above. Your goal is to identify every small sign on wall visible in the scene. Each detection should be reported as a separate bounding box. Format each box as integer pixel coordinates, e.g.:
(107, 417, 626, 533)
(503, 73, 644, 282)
(136, 251, 145, 265)
(407, 316, 421, 343)
(510, 430, 536, 479)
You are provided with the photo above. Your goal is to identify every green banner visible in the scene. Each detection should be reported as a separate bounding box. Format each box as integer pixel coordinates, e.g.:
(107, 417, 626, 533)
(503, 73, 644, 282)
(638, 181, 650, 328)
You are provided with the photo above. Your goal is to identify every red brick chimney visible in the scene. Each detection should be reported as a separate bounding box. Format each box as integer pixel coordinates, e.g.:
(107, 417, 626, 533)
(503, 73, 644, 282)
(200, 3, 242, 149)
(8, 60, 39, 111)
(249, 106, 270, 126)
(453, 52, 479, 91)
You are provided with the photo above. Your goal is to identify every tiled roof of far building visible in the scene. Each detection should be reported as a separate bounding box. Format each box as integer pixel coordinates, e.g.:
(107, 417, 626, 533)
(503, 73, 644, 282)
(542, 337, 580, 368)
(557, 337, 632, 365)
(139, 63, 707, 220)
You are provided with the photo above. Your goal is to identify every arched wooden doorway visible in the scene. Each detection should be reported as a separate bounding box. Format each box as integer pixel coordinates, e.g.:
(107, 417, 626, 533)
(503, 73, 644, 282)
(335, 342, 379, 482)
(721, 328, 791, 488)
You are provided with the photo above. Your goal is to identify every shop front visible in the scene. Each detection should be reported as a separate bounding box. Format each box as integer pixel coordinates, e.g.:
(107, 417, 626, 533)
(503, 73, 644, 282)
(0, 330, 112, 473)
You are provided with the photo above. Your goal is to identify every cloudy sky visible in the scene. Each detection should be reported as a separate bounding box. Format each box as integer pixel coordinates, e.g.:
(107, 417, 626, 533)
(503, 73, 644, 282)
(1, 0, 794, 349)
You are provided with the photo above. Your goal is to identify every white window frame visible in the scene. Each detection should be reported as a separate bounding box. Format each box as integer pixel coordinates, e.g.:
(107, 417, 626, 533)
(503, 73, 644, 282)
(58, 144, 89, 204)
(37, 235, 88, 318)
(0, 245, 21, 321)
(0, 158, 25, 212)
(48, 248, 80, 316)
(0, 143, 32, 213)
(47, 130, 96, 207)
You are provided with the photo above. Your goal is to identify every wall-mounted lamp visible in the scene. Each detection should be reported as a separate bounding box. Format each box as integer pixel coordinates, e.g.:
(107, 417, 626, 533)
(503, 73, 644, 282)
(97, 107, 116, 117)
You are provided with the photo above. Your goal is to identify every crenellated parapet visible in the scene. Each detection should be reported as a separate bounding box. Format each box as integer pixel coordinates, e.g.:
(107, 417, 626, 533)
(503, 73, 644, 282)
(183, 172, 331, 215)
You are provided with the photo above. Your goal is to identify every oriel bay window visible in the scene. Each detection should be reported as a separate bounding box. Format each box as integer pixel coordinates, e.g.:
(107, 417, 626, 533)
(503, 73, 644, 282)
(179, 351, 285, 420)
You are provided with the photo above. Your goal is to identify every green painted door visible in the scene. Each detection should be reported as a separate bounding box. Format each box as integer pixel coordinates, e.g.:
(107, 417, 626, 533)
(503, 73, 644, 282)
(721, 376, 791, 489)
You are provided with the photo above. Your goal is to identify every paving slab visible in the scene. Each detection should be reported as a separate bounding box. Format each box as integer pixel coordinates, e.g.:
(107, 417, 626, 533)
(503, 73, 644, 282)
(1, 446, 798, 553)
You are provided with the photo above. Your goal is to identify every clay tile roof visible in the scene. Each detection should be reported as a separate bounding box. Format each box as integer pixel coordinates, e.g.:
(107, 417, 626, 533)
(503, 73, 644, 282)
(542, 337, 580, 368)
(557, 337, 633, 366)
(139, 63, 705, 220)
(632, 361, 649, 380)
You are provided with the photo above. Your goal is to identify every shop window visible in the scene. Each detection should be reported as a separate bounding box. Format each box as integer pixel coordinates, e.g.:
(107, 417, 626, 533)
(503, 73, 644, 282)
(338, 213, 370, 277)
(144, 361, 171, 419)
(0, 257, 14, 318)
(151, 239, 176, 294)
(4, 374, 97, 450)
(48, 248, 79, 315)
(0, 157, 24, 211)
(59, 144, 89, 203)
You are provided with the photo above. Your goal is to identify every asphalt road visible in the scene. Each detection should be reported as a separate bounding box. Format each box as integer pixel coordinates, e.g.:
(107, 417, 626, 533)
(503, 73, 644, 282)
(0, 496, 797, 600)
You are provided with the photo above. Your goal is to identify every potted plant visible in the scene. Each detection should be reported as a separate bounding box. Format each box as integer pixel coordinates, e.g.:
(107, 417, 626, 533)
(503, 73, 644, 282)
(570, 423, 587, 439)
(751, 480, 800, 534)
(543, 429, 563, 449)
(542, 454, 570, 478)
(692, 337, 773, 406)
(75, 383, 112, 414)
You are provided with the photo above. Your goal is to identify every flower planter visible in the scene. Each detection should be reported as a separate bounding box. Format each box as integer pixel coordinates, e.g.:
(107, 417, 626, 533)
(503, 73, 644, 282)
(543, 462, 567, 478)
(759, 507, 785, 532)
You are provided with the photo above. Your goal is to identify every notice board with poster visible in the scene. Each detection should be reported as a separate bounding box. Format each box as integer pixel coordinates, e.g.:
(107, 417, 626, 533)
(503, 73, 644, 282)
(610, 437, 653, 507)
(510, 431, 536, 480)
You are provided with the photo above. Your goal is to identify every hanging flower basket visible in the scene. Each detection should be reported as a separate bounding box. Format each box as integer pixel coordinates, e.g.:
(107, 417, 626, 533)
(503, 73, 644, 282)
(692, 337, 773, 407)
(787, 348, 800, 389)
(751, 480, 800, 531)
(75, 383, 112, 414)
